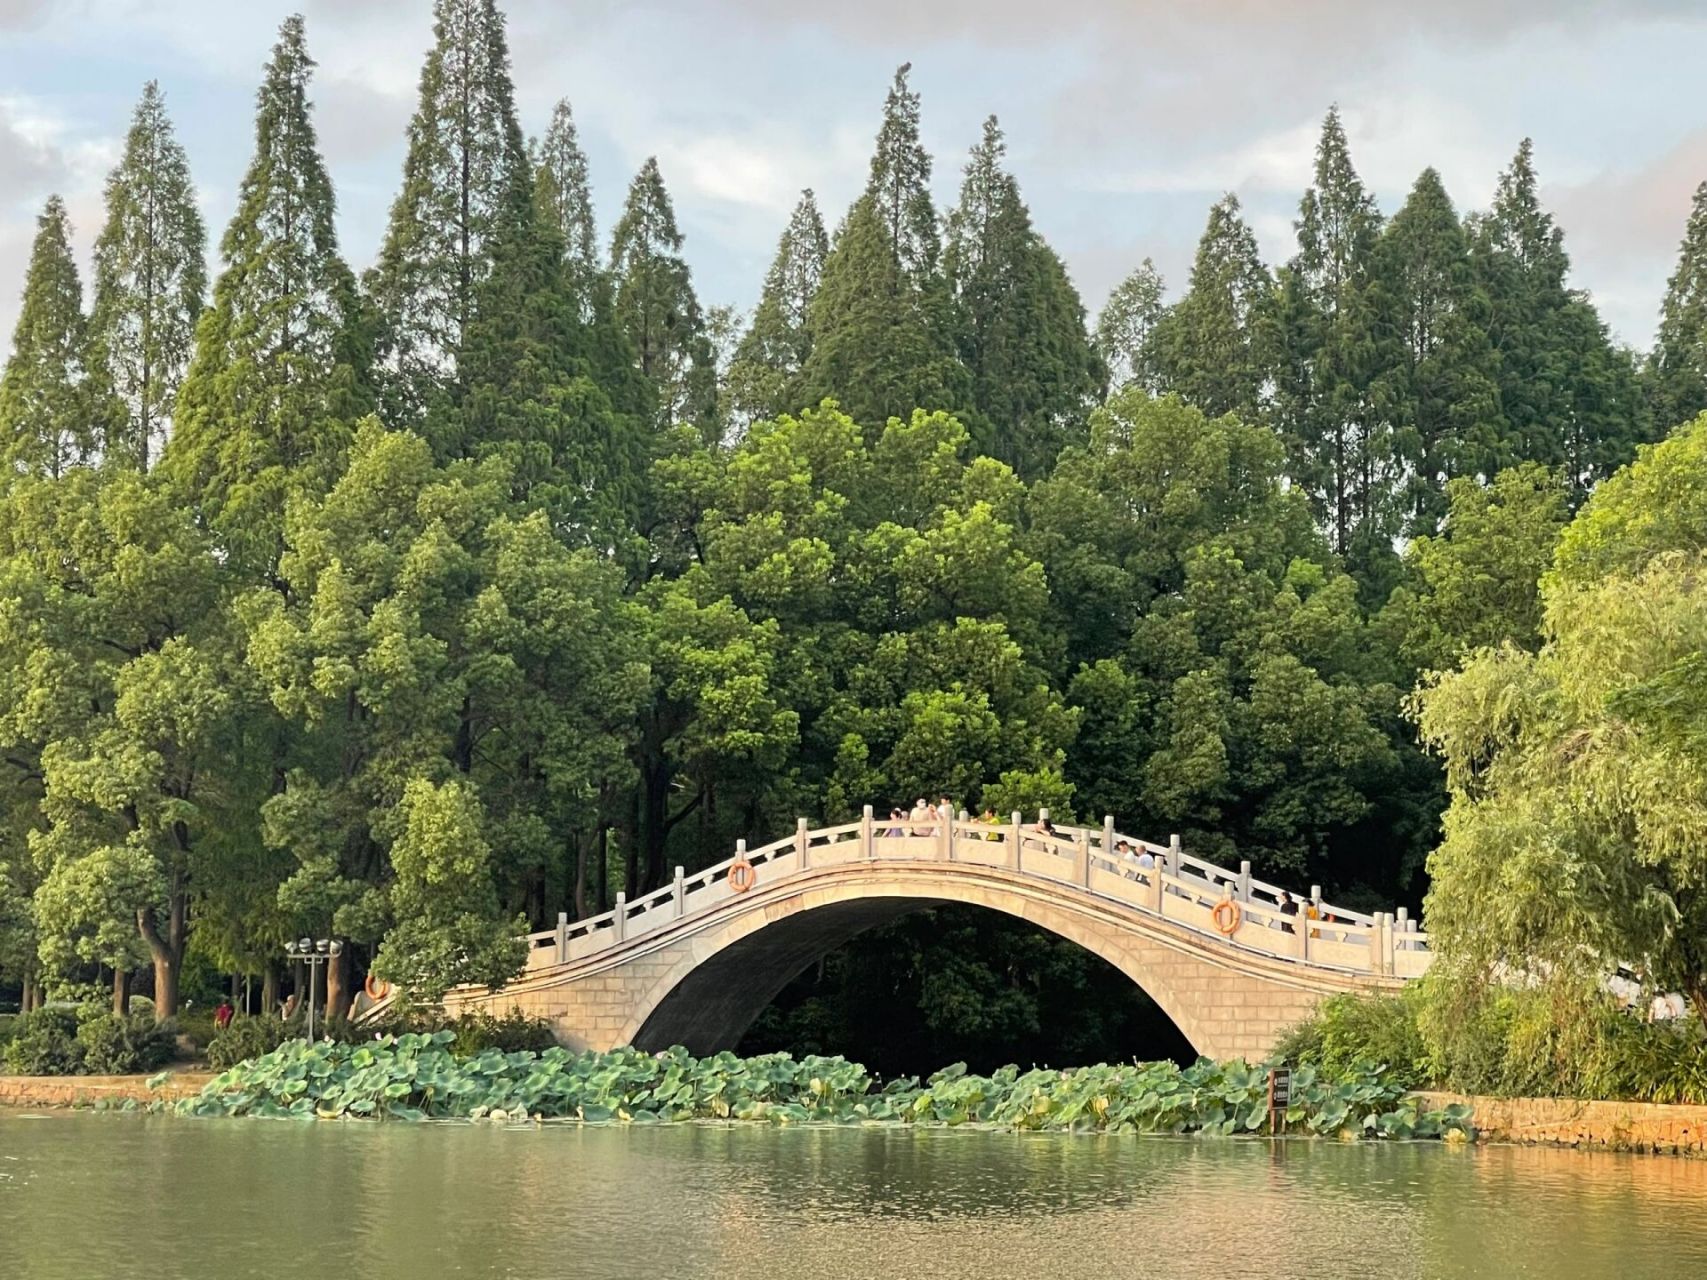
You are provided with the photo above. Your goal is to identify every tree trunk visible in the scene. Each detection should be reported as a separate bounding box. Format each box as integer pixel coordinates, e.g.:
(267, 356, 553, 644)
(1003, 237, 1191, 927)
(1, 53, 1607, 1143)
(151, 950, 179, 1023)
(113, 968, 129, 1015)
(261, 962, 279, 1018)
(325, 946, 348, 1025)
(596, 825, 609, 913)
(573, 831, 589, 920)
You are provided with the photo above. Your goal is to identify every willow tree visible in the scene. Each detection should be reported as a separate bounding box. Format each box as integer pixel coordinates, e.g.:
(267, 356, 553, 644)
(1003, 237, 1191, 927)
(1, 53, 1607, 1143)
(1417, 416, 1707, 1030)
(87, 81, 206, 471)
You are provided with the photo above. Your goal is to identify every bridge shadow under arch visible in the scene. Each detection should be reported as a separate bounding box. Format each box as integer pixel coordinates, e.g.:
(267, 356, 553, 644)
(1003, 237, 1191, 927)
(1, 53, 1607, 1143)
(630, 893, 1196, 1065)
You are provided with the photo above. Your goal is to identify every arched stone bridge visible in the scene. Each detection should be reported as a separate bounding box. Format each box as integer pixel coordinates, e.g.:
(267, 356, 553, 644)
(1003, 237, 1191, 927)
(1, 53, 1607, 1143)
(390, 810, 1432, 1063)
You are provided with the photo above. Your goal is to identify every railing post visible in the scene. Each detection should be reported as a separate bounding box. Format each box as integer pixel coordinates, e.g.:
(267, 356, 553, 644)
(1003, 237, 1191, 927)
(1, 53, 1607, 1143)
(1102, 815, 1115, 862)
(1168, 833, 1181, 877)
(940, 809, 953, 861)
(1010, 811, 1023, 871)
(1395, 906, 1408, 952)
(1237, 860, 1252, 903)
(1076, 829, 1090, 887)
(796, 817, 809, 870)
(1299, 911, 1310, 963)
(673, 866, 686, 918)
(613, 893, 627, 943)
(1148, 853, 1164, 912)
(555, 911, 568, 963)
(1384, 913, 1397, 975)
(862, 804, 875, 859)
(1310, 885, 1321, 910)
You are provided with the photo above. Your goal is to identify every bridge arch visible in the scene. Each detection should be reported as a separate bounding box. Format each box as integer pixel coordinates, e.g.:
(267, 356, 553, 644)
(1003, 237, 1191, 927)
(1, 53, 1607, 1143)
(623, 869, 1219, 1056)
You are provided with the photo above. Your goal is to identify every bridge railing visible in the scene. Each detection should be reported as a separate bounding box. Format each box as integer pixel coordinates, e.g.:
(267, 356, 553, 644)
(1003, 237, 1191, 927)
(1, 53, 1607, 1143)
(521, 807, 1430, 978)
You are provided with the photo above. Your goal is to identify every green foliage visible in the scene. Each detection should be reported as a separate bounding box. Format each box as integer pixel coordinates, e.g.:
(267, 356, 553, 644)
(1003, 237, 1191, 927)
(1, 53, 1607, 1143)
(1285, 977, 1707, 1105)
(1095, 258, 1166, 394)
(726, 190, 828, 428)
(177, 1038, 1467, 1139)
(1, 1006, 175, 1076)
(3, 1008, 82, 1075)
(205, 1016, 294, 1070)
(74, 1011, 178, 1075)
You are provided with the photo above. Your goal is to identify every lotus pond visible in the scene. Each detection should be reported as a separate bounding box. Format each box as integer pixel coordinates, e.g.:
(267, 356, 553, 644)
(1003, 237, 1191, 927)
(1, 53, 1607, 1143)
(162, 1033, 1471, 1139)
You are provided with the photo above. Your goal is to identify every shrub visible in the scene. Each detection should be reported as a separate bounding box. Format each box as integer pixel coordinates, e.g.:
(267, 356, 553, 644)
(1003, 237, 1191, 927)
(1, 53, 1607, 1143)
(1276, 985, 1431, 1090)
(76, 1012, 179, 1075)
(3, 1008, 82, 1076)
(206, 1017, 295, 1071)
(0, 1013, 18, 1052)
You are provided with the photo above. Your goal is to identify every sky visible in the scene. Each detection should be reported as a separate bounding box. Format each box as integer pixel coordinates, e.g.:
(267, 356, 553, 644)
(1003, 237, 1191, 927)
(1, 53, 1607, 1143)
(2, 0, 1706, 353)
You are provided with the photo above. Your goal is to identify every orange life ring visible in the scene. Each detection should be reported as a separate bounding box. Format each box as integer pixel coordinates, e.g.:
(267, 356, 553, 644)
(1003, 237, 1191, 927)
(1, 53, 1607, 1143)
(728, 858, 757, 894)
(1211, 898, 1241, 937)
(364, 973, 392, 1001)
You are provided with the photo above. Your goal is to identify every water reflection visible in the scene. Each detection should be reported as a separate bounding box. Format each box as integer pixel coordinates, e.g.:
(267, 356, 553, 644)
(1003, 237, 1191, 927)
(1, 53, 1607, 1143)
(2, 1111, 1703, 1279)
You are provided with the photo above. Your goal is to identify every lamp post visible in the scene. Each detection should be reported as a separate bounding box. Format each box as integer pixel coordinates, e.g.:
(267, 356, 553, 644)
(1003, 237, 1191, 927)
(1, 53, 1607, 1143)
(283, 937, 343, 1042)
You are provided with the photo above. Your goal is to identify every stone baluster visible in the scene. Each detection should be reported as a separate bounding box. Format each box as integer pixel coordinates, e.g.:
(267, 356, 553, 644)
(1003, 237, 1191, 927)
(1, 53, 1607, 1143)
(796, 817, 810, 870)
(1237, 860, 1252, 903)
(673, 866, 686, 918)
(1167, 833, 1181, 877)
(862, 804, 875, 859)
(1010, 811, 1023, 871)
(1076, 829, 1091, 887)
(1102, 815, 1115, 868)
(612, 892, 627, 943)
(555, 911, 568, 963)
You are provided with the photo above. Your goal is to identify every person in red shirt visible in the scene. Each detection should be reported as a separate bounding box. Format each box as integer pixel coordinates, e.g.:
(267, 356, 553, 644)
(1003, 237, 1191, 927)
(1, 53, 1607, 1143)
(214, 999, 234, 1030)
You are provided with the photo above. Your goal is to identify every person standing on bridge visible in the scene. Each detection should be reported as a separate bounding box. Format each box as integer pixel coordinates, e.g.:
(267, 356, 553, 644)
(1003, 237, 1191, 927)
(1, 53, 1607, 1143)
(1279, 891, 1298, 934)
(909, 799, 932, 835)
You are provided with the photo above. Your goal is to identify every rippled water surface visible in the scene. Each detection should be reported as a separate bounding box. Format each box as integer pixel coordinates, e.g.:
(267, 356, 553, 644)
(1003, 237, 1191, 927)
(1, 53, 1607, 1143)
(3, 1109, 1705, 1279)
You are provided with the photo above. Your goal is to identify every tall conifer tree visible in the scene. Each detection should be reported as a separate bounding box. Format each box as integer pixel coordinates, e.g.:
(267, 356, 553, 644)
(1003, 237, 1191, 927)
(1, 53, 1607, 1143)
(944, 116, 1100, 478)
(532, 98, 598, 312)
(87, 81, 206, 471)
(1149, 193, 1274, 422)
(799, 196, 968, 432)
(161, 14, 368, 573)
(725, 189, 828, 427)
(1472, 140, 1645, 499)
(1276, 109, 1384, 556)
(366, 0, 530, 435)
(0, 196, 102, 479)
(1371, 169, 1500, 536)
(1096, 258, 1166, 393)
(1651, 181, 1707, 433)
(864, 63, 938, 288)
(610, 157, 714, 433)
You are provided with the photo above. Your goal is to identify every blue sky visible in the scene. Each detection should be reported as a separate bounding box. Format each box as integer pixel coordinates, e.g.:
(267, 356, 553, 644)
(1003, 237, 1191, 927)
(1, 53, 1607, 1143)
(2, 0, 1706, 352)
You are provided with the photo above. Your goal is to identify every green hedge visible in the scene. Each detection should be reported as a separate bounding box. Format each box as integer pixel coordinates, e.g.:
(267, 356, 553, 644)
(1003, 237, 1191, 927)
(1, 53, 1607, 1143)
(176, 1037, 1472, 1139)
(2, 1007, 177, 1076)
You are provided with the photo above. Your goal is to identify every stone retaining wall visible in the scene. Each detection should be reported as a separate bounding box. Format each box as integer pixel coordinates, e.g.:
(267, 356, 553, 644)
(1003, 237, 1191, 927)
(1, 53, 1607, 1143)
(0, 1071, 211, 1108)
(1418, 1091, 1707, 1155)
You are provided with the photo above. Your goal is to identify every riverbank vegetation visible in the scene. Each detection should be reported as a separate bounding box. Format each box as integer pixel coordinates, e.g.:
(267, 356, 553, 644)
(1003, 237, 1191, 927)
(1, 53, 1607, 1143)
(1, 1, 1706, 1078)
(173, 1035, 1471, 1140)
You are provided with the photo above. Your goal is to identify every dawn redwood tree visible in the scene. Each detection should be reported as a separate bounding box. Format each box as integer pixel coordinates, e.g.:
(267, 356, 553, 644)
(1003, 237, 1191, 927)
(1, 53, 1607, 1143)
(865, 63, 938, 289)
(87, 81, 206, 472)
(1096, 258, 1166, 394)
(1275, 108, 1386, 558)
(944, 116, 1101, 479)
(725, 189, 828, 428)
(798, 196, 969, 433)
(160, 14, 370, 579)
(1149, 194, 1275, 423)
(610, 157, 716, 434)
(366, 0, 531, 440)
(1370, 169, 1501, 537)
(1650, 182, 1707, 434)
(532, 97, 599, 317)
(0, 196, 104, 480)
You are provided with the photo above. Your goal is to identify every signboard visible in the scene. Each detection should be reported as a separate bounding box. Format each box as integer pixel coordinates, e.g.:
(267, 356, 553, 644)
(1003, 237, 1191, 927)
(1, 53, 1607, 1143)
(1267, 1068, 1292, 1134)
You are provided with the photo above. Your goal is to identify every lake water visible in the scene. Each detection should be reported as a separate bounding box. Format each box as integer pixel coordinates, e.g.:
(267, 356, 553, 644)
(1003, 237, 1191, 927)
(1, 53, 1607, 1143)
(3, 1110, 1704, 1279)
